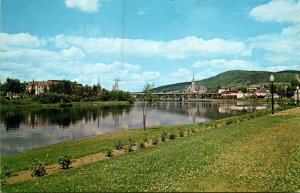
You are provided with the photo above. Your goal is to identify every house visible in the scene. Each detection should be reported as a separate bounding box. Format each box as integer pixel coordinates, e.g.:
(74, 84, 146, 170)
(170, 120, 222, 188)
(26, 80, 60, 95)
(185, 73, 207, 93)
(218, 88, 229, 94)
(255, 89, 270, 98)
(221, 91, 244, 99)
(247, 84, 261, 93)
(294, 88, 300, 102)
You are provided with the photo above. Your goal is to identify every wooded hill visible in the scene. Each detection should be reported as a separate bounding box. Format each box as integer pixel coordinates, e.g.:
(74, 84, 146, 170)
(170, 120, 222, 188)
(154, 70, 300, 92)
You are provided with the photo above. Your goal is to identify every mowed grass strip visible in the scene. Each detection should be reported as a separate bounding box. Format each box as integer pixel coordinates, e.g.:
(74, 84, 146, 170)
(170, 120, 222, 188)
(2, 108, 299, 192)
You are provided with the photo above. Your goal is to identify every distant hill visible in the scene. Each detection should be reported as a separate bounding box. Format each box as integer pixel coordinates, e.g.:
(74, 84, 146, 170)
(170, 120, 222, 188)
(154, 70, 300, 92)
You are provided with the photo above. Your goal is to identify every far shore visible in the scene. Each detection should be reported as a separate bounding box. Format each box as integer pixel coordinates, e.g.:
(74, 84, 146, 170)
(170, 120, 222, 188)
(0, 101, 132, 109)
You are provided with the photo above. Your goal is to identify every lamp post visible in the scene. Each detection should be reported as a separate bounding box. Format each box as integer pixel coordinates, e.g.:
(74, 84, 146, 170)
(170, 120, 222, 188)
(270, 74, 275, 115)
(297, 85, 299, 107)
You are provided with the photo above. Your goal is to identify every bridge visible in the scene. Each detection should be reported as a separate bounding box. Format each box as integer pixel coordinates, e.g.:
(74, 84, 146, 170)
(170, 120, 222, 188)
(132, 92, 221, 101)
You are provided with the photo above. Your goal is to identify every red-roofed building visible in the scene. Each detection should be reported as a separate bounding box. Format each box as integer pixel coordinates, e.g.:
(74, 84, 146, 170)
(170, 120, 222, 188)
(26, 80, 60, 95)
(221, 91, 244, 99)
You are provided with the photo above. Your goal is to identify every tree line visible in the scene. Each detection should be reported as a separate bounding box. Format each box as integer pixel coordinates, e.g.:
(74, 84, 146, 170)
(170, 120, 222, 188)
(0, 78, 134, 104)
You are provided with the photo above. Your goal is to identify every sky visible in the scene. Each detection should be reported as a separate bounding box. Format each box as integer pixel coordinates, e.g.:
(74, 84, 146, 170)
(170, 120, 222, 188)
(0, 0, 300, 91)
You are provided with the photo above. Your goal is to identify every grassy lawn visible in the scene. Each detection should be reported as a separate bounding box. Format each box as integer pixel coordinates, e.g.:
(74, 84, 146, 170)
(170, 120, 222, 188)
(1, 108, 299, 192)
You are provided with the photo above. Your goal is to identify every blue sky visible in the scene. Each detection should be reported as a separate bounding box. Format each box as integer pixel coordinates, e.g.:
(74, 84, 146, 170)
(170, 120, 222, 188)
(1, 0, 300, 91)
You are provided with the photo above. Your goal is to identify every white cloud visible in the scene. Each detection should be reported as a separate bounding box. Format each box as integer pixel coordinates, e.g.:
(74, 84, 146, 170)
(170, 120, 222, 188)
(0, 33, 45, 51)
(49, 35, 247, 59)
(65, 0, 101, 13)
(264, 64, 299, 72)
(249, 0, 300, 65)
(172, 68, 192, 77)
(250, 0, 300, 23)
(161, 36, 247, 59)
(193, 59, 254, 69)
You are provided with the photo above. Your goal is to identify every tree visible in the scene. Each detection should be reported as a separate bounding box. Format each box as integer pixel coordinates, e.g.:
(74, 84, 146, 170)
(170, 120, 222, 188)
(276, 84, 286, 98)
(141, 83, 158, 130)
(237, 86, 247, 93)
(1, 78, 25, 96)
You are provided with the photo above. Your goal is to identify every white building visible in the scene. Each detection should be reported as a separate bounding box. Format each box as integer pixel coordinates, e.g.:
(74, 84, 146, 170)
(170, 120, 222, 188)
(26, 80, 60, 95)
(294, 89, 300, 101)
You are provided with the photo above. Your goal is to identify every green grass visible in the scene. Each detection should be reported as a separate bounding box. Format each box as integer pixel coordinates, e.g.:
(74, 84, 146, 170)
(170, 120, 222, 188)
(2, 108, 300, 191)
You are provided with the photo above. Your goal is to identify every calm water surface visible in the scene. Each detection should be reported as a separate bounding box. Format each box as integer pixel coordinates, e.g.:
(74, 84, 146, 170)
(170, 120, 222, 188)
(0, 101, 268, 155)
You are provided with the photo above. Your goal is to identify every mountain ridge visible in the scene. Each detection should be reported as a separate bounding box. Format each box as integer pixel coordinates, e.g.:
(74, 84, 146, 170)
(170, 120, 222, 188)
(154, 70, 300, 92)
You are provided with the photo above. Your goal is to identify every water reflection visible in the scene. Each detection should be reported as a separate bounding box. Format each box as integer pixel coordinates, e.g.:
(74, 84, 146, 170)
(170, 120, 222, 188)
(0, 101, 267, 155)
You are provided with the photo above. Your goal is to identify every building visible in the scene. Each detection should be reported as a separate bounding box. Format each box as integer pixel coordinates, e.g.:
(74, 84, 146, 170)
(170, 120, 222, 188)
(218, 88, 229, 94)
(247, 84, 261, 93)
(26, 80, 60, 95)
(255, 89, 270, 98)
(221, 91, 244, 99)
(294, 88, 300, 102)
(186, 73, 207, 93)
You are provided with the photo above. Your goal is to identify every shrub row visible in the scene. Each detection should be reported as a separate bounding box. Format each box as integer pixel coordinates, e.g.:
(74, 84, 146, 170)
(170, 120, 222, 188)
(30, 155, 72, 177)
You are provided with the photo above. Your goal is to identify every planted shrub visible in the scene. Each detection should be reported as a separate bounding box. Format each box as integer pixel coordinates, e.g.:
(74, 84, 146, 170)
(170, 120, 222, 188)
(179, 131, 184, 137)
(191, 128, 197, 133)
(169, 133, 177, 140)
(128, 138, 135, 146)
(161, 131, 168, 142)
(152, 136, 159, 145)
(1, 180, 7, 187)
(127, 141, 134, 152)
(114, 140, 123, 150)
(106, 149, 113, 157)
(30, 162, 46, 177)
(187, 129, 191, 135)
(139, 142, 145, 148)
(226, 120, 233, 125)
(143, 137, 148, 143)
(58, 155, 72, 169)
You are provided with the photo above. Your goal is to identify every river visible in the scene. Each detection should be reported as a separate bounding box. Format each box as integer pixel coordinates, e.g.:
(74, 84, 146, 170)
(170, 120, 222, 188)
(0, 101, 268, 155)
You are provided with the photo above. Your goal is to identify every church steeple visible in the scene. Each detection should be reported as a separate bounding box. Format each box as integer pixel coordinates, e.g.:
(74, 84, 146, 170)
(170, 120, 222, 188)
(192, 72, 195, 82)
(191, 72, 195, 92)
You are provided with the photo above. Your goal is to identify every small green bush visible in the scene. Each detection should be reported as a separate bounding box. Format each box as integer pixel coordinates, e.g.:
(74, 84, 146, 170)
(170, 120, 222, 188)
(127, 140, 134, 152)
(152, 136, 159, 145)
(1, 180, 7, 186)
(143, 137, 148, 143)
(139, 142, 145, 148)
(57, 155, 72, 169)
(128, 138, 135, 146)
(187, 129, 191, 135)
(225, 120, 233, 125)
(114, 140, 123, 150)
(161, 131, 168, 142)
(191, 128, 197, 133)
(179, 131, 184, 137)
(169, 133, 177, 140)
(30, 162, 46, 177)
(0, 96, 9, 105)
(106, 149, 113, 157)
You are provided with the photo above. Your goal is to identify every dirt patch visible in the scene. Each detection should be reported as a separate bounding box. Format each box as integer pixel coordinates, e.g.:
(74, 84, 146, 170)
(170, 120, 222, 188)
(3, 143, 154, 185)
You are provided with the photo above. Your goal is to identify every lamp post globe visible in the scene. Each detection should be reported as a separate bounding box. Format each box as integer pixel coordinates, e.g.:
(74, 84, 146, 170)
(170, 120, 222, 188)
(270, 74, 275, 115)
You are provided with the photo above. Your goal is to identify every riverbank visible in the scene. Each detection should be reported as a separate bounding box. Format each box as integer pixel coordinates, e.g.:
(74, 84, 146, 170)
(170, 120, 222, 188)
(0, 101, 131, 109)
(1, 108, 299, 191)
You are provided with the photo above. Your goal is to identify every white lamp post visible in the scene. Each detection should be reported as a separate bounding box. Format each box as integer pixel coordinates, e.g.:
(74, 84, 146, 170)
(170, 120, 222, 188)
(270, 74, 275, 115)
(297, 85, 299, 107)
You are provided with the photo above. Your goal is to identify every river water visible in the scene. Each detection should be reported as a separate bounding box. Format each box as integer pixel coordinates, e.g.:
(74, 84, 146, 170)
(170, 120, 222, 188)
(0, 101, 268, 155)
